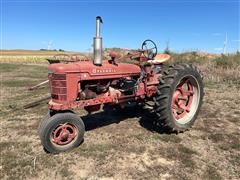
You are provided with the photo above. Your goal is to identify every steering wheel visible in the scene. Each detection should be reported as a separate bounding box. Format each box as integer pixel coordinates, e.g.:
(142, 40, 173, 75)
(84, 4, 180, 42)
(141, 39, 158, 59)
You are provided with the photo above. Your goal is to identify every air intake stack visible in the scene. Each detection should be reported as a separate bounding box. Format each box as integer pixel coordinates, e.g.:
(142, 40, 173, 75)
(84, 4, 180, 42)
(93, 16, 103, 66)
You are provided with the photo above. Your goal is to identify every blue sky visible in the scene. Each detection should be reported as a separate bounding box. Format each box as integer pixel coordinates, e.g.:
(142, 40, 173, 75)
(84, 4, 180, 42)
(1, 0, 239, 53)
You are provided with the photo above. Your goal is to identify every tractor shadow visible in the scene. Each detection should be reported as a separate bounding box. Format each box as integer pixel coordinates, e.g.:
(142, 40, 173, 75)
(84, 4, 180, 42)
(81, 106, 171, 134)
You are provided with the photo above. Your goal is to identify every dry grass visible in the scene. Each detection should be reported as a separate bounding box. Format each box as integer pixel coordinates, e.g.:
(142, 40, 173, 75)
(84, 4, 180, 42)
(0, 51, 240, 179)
(170, 53, 240, 88)
(0, 50, 87, 64)
(1, 49, 79, 56)
(0, 56, 50, 64)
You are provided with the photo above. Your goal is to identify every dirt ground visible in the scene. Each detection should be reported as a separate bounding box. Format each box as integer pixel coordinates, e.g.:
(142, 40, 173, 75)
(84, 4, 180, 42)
(0, 61, 239, 180)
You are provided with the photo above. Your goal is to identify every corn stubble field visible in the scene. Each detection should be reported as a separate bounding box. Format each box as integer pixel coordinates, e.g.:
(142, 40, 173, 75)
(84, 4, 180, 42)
(0, 50, 239, 180)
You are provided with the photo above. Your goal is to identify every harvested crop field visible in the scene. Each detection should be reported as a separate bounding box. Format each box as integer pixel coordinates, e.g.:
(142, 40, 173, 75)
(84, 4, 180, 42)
(0, 52, 239, 179)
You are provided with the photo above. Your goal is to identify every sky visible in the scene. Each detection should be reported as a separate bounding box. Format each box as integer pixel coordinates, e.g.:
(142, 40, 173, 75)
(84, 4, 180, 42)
(1, 0, 239, 53)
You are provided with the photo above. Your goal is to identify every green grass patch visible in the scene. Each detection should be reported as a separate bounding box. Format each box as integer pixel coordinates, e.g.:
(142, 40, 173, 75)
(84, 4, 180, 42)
(0, 141, 38, 179)
(214, 54, 240, 68)
(162, 144, 198, 168)
(0, 63, 48, 78)
(203, 165, 222, 180)
(152, 134, 182, 143)
(0, 63, 20, 72)
(178, 145, 198, 155)
(74, 143, 117, 159)
(2, 79, 38, 87)
(208, 133, 240, 151)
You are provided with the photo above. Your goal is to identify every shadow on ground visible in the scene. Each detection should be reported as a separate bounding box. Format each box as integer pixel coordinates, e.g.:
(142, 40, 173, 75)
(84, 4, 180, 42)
(81, 105, 171, 134)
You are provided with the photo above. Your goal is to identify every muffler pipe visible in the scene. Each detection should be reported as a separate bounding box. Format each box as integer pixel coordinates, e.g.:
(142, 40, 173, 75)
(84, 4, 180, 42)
(93, 16, 103, 66)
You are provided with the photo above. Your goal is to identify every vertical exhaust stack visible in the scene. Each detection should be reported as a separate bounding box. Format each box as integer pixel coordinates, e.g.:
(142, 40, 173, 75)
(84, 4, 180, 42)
(93, 16, 103, 66)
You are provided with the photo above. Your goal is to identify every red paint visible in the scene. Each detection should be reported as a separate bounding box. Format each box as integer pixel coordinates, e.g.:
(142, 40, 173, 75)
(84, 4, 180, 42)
(171, 79, 194, 120)
(52, 123, 77, 145)
(47, 54, 161, 112)
(48, 60, 140, 76)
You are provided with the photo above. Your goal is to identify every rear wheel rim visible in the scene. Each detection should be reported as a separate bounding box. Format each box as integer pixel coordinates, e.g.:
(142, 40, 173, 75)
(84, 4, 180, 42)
(171, 76, 200, 124)
(51, 123, 78, 146)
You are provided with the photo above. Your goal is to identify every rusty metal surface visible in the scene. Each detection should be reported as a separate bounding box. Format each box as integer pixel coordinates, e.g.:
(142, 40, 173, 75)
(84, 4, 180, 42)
(28, 80, 49, 91)
(23, 95, 51, 109)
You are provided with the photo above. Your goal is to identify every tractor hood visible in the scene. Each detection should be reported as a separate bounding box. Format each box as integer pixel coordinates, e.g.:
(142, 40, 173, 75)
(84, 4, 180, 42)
(48, 60, 141, 77)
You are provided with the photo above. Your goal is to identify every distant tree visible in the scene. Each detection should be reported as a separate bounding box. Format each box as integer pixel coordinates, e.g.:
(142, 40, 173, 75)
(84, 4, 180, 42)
(236, 50, 240, 55)
(59, 49, 65, 52)
(191, 51, 198, 56)
(164, 40, 171, 54)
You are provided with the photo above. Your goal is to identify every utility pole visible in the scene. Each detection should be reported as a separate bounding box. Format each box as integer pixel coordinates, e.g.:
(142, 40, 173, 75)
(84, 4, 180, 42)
(47, 40, 53, 50)
(223, 33, 228, 54)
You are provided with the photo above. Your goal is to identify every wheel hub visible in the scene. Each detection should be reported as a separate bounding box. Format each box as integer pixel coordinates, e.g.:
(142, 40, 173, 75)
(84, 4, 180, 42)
(52, 123, 77, 145)
(172, 79, 194, 120)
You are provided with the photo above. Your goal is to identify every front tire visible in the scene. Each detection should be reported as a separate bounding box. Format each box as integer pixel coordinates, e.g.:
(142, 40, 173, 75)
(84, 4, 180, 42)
(154, 63, 204, 132)
(39, 112, 85, 153)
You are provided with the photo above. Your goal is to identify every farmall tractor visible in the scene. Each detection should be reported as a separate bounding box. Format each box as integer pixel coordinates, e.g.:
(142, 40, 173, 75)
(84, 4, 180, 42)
(38, 16, 204, 153)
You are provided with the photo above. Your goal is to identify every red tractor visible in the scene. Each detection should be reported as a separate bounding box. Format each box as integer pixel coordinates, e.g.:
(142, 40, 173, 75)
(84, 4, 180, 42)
(38, 16, 204, 153)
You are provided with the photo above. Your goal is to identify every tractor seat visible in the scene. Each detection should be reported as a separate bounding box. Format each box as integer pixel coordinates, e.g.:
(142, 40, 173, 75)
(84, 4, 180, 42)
(109, 51, 119, 58)
(147, 54, 171, 64)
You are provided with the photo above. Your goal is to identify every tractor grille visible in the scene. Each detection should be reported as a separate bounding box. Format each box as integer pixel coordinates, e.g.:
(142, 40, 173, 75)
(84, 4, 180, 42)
(49, 74, 67, 101)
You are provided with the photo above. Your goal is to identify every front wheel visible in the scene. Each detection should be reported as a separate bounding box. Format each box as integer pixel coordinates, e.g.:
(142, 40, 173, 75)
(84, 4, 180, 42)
(154, 63, 204, 132)
(39, 112, 85, 153)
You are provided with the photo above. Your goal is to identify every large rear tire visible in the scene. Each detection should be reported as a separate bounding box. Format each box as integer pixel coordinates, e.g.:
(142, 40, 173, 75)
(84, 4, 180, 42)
(154, 63, 204, 132)
(39, 112, 85, 153)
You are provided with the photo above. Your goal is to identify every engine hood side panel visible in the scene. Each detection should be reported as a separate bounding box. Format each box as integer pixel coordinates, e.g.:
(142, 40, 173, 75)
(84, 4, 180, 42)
(48, 61, 141, 77)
